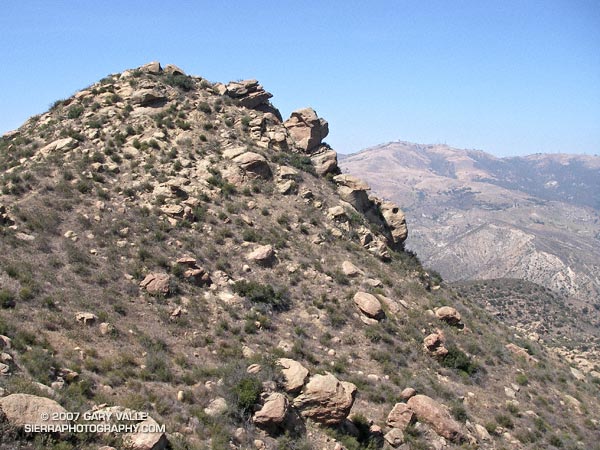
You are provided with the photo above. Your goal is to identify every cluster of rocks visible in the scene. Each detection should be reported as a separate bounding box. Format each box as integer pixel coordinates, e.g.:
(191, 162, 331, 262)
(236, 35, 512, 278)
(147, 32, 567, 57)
(174, 257, 211, 286)
(383, 391, 473, 447)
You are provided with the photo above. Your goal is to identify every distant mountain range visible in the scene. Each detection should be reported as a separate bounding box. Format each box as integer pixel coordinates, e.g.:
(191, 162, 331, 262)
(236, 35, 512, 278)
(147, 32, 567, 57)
(339, 141, 600, 312)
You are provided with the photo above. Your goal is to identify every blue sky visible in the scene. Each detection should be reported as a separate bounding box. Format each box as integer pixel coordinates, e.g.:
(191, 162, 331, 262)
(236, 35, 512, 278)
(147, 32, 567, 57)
(1, 1, 599, 156)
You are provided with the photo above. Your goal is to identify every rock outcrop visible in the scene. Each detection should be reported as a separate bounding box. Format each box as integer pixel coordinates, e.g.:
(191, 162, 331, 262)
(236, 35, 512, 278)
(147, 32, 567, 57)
(435, 306, 462, 326)
(407, 395, 465, 443)
(353, 292, 385, 320)
(140, 273, 171, 296)
(253, 392, 289, 428)
(277, 358, 309, 393)
(293, 373, 357, 425)
(283, 108, 329, 154)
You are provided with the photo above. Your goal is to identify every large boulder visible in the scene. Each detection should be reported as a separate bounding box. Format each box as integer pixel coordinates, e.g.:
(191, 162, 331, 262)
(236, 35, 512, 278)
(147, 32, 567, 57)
(311, 148, 340, 176)
(387, 402, 416, 431)
(353, 292, 385, 320)
(225, 80, 274, 110)
(380, 201, 408, 248)
(246, 245, 276, 267)
(342, 261, 363, 277)
(253, 393, 289, 428)
(0, 394, 68, 428)
(423, 331, 448, 358)
(283, 108, 329, 153)
(132, 89, 167, 107)
(140, 273, 171, 296)
(293, 373, 357, 425)
(333, 175, 372, 213)
(407, 395, 465, 442)
(233, 152, 272, 179)
(435, 306, 462, 326)
(277, 358, 309, 393)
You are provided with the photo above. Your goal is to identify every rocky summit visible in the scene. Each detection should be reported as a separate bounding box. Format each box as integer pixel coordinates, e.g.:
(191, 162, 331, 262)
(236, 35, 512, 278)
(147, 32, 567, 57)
(0, 62, 599, 449)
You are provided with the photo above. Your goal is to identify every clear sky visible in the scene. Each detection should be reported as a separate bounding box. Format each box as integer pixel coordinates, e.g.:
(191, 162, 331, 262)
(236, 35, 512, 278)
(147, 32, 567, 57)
(1, 1, 599, 156)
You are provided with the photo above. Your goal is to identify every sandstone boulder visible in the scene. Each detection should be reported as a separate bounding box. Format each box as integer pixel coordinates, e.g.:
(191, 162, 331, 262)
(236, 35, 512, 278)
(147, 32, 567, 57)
(407, 395, 465, 442)
(163, 64, 185, 76)
(140, 273, 171, 295)
(140, 61, 162, 73)
(253, 392, 289, 428)
(342, 261, 363, 277)
(204, 397, 228, 417)
(76, 312, 98, 325)
(353, 292, 385, 320)
(39, 137, 78, 156)
(284, 108, 329, 153)
(246, 245, 276, 266)
(0, 394, 68, 428)
(293, 373, 357, 425)
(423, 331, 448, 357)
(435, 306, 462, 326)
(311, 149, 340, 176)
(233, 152, 272, 179)
(387, 402, 416, 430)
(380, 201, 408, 247)
(384, 428, 405, 447)
(277, 358, 309, 393)
(225, 80, 274, 110)
(132, 89, 166, 107)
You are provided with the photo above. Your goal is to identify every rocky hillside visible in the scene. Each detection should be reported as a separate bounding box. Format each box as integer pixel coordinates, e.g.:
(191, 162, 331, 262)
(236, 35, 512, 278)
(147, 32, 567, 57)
(339, 141, 600, 312)
(0, 63, 599, 450)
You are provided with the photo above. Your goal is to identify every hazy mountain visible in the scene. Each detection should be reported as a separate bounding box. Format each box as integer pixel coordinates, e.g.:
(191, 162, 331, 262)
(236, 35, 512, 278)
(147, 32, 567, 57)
(340, 141, 600, 313)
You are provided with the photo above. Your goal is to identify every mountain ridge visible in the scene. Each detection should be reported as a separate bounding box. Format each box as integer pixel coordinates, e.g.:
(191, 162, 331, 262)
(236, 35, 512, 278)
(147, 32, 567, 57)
(0, 63, 599, 450)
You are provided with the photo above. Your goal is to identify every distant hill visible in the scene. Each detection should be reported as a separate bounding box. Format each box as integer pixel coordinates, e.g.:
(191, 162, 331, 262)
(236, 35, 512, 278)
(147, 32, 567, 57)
(339, 141, 600, 311)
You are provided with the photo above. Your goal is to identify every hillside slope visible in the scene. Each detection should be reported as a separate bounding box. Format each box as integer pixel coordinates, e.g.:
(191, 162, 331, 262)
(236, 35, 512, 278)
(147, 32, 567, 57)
(0, 64, 599, 450)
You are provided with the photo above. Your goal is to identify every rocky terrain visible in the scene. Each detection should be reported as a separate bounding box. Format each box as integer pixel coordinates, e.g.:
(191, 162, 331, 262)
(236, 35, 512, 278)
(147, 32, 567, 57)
(0, 63, 599, 450)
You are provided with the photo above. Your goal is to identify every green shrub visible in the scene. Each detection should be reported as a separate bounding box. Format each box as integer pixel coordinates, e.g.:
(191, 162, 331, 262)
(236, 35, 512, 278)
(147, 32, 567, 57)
(0, 289, 16, 308)
(441, 345, 480, 376)
(233, 376, 262, 414)
(164, 73, 194, 91)
(232, 280, 290, 311)
(67, 104, 84, 119)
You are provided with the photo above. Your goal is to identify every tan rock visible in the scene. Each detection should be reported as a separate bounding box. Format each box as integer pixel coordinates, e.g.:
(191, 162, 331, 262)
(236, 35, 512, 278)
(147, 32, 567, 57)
(407, 395, 464, 442)
(400, 387, 417, 401)
(277, 358, 309, 393)
(246, 245, 276, 266)
(435, 306, 462, 326)
(76, 312, 98, 325)
(293, 373, 357, 425)
(311, 149, 340, 176)
(233, 152, 272, 179)
(384, 428, 405, 447)
(132, 89, 166, 107)
(424, 332, 448, 357)
(387, 402, 416, 430)
(0, 394, 68, 428)
(140, 273, 171, 295)
(380, 201, 408, 247)
(353, 292, 384, 320)
(283, 108, 329, 153)
(253, 392, 289, 427)
(342, 261, 363, 277)
(204, 397, 228, 417)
